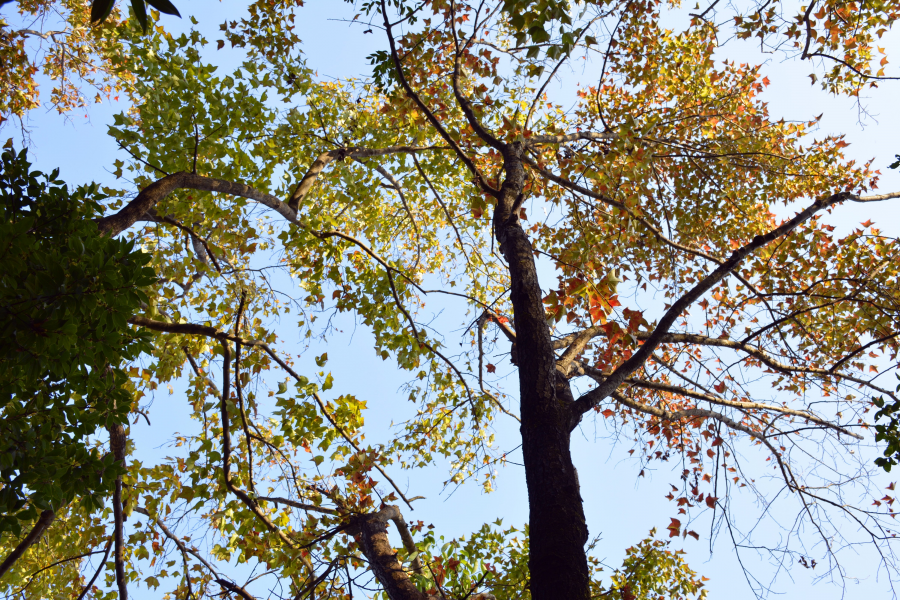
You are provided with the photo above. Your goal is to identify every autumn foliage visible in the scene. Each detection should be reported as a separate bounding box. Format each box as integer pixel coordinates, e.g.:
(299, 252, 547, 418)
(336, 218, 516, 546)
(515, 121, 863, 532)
(2, 0, 900, 598)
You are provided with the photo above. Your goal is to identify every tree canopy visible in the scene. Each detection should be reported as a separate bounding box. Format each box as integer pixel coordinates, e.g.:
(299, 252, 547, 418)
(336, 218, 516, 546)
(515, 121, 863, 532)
(2, 0, 900, 599)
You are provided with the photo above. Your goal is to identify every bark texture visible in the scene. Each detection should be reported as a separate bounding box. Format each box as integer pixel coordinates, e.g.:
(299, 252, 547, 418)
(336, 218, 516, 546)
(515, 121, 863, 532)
(350, 505, 429, 600)
(493, 147, 591, 600)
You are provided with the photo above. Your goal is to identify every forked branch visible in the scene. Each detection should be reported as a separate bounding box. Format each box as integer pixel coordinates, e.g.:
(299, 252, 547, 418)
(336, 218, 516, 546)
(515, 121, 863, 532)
(571, 190, 865, 425)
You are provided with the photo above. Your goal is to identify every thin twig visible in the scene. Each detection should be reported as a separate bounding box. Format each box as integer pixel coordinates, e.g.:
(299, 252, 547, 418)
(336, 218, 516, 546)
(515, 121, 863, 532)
(75, 538, 114, 600)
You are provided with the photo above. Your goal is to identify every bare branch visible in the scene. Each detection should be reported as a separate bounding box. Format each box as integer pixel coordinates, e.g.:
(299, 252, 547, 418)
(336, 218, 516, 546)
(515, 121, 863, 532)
(572, 360, 863, 439)
(556, 328, 899, 401)
(75, 537, 113, 600)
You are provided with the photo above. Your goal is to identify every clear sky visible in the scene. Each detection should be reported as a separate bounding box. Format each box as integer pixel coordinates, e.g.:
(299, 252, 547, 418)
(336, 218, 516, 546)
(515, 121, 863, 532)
(7, 0, 900, 597)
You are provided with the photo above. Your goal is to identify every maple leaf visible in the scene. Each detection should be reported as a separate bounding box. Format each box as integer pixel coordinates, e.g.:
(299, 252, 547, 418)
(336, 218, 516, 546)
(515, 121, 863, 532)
(667, 518, 682, 537)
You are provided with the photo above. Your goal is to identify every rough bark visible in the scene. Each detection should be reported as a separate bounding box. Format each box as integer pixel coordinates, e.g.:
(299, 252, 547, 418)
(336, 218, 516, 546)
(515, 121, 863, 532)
(493, 146, 591, 600)
(0, 509, 55, 580)
(349, 506, 429, 600)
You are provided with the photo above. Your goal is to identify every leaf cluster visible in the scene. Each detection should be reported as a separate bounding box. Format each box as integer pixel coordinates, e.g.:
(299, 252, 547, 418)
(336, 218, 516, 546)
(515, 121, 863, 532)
(0, 145, 154, 537)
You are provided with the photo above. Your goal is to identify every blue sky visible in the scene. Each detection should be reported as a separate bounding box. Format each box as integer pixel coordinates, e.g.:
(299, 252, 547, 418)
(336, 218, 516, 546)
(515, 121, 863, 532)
(7, 0, 900, 597)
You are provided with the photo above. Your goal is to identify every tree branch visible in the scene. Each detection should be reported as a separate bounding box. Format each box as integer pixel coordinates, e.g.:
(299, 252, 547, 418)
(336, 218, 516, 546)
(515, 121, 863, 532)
(106, 423, 128, 600)
(349, 505, 429, 600)
(571, 360, 862, 439)
(218, 341, 307, 558)
(556, 328, 898, 401)
(571, 190, 858, 425)
(0, 509, 56, 580)
(379, 0, 498, 196)
(608, 390, 794, 486)
(133, 506, 221, 578)
(75, 537, 114, 600)
(131, 316, 415, 511)
(287, 145, 445, 212)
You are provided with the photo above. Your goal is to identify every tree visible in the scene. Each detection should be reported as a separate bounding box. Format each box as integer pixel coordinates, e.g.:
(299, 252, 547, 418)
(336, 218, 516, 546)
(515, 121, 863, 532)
(0, 0, 183, 128)
(0, 144, 154, 584)
(0, 0, 136, 124)
(3, 0, 900, 598)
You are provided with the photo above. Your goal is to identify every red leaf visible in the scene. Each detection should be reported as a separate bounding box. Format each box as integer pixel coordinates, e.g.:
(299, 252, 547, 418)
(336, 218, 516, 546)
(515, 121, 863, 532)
(713, 381, 726, 394)
(706, 495, 718, 509)
(601, 409, 615, 419)
(687, 530, 700, 541)
(486, 363, 496, 373)
(667, 518, 681, 537)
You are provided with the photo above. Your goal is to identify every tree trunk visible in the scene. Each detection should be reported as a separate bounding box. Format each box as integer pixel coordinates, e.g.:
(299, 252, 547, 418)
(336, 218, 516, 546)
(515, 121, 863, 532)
(493, 147, 591, 600)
